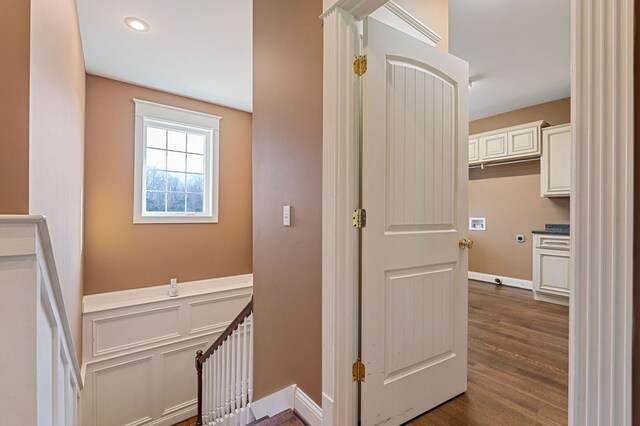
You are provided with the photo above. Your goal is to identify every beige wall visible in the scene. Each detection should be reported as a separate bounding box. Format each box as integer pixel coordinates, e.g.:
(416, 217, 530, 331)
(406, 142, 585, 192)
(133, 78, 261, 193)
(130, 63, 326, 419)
(395, 0, 449, 51)
(253, 0, 324, 404)
(83, 75, 253, 295)
(468, 98, 571, 280)
(28, 0, 86, 355)
(0, 0, 30, 214)
(252, 0, 450, 404)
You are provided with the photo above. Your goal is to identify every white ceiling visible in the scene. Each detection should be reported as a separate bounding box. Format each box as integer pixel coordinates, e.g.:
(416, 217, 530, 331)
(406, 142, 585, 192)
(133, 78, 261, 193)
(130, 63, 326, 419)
(76, 0, 568, 119)
(449, 0, 570, 120)
(76, 0, 253, 112)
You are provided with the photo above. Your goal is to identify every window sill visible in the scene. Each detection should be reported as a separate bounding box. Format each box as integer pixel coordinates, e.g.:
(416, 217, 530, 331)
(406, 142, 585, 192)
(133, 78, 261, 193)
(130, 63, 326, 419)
(133, 215, 218, 224)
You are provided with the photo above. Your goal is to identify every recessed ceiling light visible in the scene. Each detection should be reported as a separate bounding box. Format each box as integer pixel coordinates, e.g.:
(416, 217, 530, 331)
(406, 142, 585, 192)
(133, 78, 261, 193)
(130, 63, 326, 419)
(124, 17, 150, 32)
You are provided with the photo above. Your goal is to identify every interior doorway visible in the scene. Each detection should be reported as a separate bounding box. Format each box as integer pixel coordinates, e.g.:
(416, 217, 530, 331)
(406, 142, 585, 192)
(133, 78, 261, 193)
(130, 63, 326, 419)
(321, 0, 634, 425)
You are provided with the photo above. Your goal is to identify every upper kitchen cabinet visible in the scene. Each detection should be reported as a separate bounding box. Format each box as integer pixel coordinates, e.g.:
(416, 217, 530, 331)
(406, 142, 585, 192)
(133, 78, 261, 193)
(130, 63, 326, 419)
(540, 123, 572, 197)
(469, 120, 548, 165)
(468, 138, 480, 163)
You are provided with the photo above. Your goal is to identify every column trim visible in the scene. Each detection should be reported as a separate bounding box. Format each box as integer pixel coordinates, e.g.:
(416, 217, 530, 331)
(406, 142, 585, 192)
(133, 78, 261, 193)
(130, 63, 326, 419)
(569, 0, 634, 424)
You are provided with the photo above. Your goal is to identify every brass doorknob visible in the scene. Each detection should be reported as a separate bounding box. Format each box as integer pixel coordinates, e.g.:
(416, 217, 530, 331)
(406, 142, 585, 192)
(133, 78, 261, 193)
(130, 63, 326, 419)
(459, 237, 474, 250)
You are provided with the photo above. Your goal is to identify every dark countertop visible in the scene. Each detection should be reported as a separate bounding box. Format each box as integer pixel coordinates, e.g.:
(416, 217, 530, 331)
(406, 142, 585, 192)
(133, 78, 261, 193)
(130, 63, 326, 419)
(532, 224, 570, 236)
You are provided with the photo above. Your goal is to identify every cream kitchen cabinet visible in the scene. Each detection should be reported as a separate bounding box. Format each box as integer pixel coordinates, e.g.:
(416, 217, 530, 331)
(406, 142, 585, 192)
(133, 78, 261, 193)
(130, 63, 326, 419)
(540, 123, 572, 197)
(468, 138, 480, 163)
(469, 120, 548, 165)
(532, 233, 570, 306)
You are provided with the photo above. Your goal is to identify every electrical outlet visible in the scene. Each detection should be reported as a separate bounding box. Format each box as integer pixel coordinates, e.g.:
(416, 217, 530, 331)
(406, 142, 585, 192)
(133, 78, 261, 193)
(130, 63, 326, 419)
(169, 278, 178, 297)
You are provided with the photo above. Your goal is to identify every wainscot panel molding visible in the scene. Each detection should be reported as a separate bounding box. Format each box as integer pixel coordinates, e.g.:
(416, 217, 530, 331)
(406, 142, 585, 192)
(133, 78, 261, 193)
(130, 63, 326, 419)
(81, 274, 253, 426)
(0, 215, 82, 425)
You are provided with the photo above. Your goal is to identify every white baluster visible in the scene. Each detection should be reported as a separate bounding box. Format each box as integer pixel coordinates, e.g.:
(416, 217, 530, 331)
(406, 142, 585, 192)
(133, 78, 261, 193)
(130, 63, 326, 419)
(221, 343, 226, 419)
(203, 361, 208, 425)
(219, 346, 224, 421)
(241, 319, 248, 416)
(248, 313, 254, 405)
(215, 350, 221, 421)
(225, 335, 231, 419)
(230, 330, 236, 418)
(235, 326, 241, 415)
(210, 356, 215, 425)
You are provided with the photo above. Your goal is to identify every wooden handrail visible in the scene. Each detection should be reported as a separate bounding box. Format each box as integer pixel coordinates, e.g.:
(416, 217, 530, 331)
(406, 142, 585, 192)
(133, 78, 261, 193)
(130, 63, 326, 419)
(195, 296, 253, 426)
(197, 296, 253, 365)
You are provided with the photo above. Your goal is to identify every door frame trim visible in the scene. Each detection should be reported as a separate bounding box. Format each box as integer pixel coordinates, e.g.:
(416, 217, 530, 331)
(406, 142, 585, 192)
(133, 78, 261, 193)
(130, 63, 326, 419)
(321, 6, 360, 426)
(569, 0, 634, 423)
(320, 0, 635, 425)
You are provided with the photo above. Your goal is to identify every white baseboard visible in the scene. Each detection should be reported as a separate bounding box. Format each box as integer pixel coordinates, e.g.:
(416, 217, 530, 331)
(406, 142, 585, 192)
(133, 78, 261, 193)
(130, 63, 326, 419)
(251, 385, 322, 426)
(251, 385, 296, 420)
(468, 271, 533, 290)
(294, 387, 322, 426)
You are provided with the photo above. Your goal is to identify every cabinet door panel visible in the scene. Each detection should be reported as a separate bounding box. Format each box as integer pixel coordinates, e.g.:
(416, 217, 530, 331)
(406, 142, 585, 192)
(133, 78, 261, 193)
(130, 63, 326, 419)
(468, 138, 480, 163)
(541, 124, 571, 197)
(508, 127, 539, 156)
(480, 133, 507, 160)
(538, 250, 570, 295)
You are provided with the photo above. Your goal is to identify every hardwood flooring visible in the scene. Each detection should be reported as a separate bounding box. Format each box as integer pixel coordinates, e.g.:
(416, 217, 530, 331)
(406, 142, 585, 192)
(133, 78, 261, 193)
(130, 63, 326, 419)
(173, 417, 197, 426)
(249, 409, 306, 425)
(174, 409, 306, 426)
(407, 280, 569, 425)
(177, 281, 568, 426)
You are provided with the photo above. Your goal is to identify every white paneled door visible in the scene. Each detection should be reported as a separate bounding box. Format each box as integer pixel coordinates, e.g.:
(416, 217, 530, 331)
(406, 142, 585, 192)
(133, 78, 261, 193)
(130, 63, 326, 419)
(361, 17, 469, 425)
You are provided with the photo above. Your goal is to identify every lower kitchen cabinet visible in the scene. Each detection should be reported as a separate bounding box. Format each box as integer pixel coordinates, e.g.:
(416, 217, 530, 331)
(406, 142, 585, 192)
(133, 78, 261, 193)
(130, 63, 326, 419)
(532, 233, 570, 306)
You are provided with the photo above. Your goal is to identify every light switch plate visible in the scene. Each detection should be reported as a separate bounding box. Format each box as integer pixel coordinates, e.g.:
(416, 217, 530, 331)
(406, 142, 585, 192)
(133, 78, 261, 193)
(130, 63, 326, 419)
(283, 205, 291, 226)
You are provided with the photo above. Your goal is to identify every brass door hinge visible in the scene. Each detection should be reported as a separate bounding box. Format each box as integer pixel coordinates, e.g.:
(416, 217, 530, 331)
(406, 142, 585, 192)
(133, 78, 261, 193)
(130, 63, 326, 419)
(352, 359, 366, 382)
(354, 55, 367, 76)
(353, 208, 367, 228)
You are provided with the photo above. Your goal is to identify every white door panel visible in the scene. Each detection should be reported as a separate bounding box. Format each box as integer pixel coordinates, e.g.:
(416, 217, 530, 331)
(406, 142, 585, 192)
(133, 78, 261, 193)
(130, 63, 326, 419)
(361, 17, 469, 425)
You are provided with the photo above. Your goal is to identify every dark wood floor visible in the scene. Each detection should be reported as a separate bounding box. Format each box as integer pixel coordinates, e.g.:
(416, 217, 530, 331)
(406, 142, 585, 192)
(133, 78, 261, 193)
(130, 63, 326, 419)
(173, 417, 196, 426)
(408, 280, 569, 425)
(177, 281, 568, 426)
(174, 409, 305, 426)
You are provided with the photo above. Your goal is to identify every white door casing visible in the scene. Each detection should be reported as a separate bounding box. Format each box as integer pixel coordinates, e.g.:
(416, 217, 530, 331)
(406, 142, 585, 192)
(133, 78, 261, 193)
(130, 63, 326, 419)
(360, 17, 469, 425)
(322, 0, 633, 424)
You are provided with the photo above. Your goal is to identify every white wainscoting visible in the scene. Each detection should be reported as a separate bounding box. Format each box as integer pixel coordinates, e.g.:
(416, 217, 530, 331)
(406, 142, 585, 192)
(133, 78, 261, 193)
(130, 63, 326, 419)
(0, 216, 82, 425)
(81, 274, 253, 426)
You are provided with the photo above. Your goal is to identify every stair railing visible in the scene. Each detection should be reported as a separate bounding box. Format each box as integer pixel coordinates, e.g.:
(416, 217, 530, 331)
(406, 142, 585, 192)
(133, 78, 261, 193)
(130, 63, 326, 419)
(196, 297, 254, 426)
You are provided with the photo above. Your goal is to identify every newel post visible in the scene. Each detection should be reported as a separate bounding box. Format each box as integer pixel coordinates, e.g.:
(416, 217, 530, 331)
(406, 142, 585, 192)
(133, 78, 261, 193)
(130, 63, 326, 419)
(195, 350, 203, 426)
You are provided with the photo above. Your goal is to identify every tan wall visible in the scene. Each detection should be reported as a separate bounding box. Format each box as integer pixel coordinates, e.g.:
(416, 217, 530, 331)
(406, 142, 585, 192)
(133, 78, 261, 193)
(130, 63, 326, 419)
(29, 0, 86, 355)
(83, 75, 252, 295)
(0, 0, 30, 214)
(253, 0, 323, 404)
(395, 0, 449, 51)
(468, 98, 571, 280)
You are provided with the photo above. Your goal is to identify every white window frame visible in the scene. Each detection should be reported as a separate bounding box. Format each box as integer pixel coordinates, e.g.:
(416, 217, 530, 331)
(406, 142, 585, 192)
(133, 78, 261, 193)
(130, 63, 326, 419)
(133, 99, 221, 224)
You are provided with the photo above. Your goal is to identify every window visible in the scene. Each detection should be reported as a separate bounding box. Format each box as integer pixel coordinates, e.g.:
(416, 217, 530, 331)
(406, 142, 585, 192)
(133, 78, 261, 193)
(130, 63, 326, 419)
(133, 100, 220, 223)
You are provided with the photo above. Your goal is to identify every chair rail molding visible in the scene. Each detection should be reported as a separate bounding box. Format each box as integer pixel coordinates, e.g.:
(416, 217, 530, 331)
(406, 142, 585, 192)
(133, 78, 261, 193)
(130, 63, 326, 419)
(570, 0, 634, 424)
